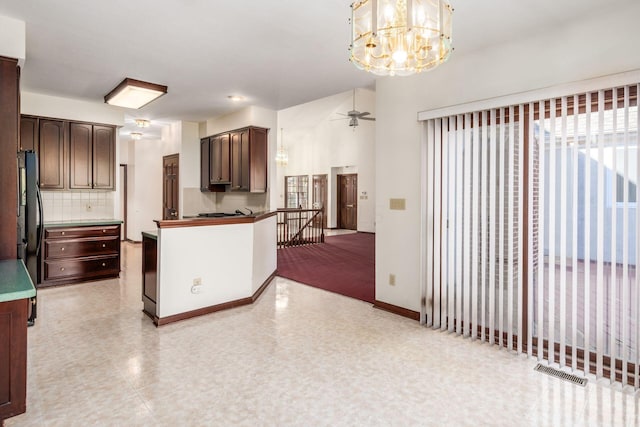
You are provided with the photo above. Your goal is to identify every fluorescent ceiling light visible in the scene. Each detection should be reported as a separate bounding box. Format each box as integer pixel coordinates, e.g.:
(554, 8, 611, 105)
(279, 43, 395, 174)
(104, 78, 167, 109)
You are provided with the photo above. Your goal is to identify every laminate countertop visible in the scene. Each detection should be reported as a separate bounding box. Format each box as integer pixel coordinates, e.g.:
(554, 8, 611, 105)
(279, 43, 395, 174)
(43, 219, 123, 228)
(0, 259, 36, 303)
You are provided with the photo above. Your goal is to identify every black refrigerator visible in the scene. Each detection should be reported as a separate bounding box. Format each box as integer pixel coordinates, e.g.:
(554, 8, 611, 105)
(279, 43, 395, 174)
(17, 150, 42, 325)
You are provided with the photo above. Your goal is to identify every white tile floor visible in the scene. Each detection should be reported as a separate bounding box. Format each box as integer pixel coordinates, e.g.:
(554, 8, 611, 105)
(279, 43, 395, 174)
(6, 243, 640, 426)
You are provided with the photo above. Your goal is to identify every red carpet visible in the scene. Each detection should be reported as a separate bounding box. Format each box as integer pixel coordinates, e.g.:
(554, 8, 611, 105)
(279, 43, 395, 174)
(277, 232, 375, 303)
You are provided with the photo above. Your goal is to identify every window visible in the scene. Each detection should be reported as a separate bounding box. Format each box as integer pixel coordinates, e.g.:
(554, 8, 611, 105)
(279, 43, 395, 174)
(285, 175, 309, 208)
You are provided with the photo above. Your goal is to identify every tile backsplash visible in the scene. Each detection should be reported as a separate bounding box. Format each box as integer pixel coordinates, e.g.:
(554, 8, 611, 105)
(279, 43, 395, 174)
(41, 191, 115, 222)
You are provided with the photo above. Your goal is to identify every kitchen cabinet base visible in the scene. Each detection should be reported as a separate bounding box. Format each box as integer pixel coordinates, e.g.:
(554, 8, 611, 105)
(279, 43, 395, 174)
(150, 271, 276, 327)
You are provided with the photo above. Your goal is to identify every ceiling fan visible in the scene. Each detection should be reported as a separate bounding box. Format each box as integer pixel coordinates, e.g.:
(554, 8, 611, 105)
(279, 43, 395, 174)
(336, 89, 375, 128)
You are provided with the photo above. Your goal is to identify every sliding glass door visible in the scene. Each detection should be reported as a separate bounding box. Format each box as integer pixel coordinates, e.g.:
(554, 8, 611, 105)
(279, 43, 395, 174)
(423, 84, 639, 387)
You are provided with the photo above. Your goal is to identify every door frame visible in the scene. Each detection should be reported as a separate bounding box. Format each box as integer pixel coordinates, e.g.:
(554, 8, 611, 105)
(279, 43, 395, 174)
(162, 154, 179, 220)
(119, 164, 127, 241)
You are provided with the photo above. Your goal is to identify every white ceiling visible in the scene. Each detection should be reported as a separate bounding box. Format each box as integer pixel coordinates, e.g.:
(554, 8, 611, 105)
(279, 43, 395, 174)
(0, 0, 633, 124)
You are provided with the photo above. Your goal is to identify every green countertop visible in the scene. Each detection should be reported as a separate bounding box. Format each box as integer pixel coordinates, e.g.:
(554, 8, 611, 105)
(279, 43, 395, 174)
(142, 230, 157, 240)
(0, 259, 36, 303)
(44, 219, 123, 228)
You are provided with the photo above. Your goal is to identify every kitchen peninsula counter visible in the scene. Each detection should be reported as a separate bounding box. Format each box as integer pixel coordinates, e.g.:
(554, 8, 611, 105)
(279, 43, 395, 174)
(143, 211, 277, 326)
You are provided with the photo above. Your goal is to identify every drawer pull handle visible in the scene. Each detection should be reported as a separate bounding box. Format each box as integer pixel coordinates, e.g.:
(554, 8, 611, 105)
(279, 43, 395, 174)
(102, 244, 106, 248)
(61, 231, 65, 235)
(60, 267, 65, 271)
(102, 229, 107, 233)
(61, 247, 65, 251)
(101, 262, 106, 267)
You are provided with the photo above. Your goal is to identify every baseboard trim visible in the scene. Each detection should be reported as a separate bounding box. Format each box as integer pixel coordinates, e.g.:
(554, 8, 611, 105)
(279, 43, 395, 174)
(154, 270, 277, 326)
(373, 300, 420, 321)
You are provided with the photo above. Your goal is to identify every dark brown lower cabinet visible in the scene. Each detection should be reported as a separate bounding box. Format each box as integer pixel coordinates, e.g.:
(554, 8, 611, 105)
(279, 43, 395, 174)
(141, 234, 157, 320)
(0, 298, 28, 421)
(40, 224, 121, 287)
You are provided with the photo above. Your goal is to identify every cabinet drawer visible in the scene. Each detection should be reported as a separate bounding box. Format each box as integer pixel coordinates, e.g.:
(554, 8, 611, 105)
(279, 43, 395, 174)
(45, 225, 120, 239)
(45, 237, 119, 259)
(44, 256, 120, 281)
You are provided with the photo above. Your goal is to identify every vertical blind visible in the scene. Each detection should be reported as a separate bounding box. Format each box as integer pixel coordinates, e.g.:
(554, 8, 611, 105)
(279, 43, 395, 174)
(424, 84, 639, 386)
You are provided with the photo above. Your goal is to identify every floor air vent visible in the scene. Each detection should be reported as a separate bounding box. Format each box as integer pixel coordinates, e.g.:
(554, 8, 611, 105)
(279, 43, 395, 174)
(534, 363, 588, 387)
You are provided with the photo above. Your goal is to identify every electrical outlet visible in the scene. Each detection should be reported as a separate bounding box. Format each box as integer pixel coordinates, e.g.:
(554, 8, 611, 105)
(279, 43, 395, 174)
(193, 277, 202, 286)
(86, 203, 92, 212)
(389, 274, 396, 286)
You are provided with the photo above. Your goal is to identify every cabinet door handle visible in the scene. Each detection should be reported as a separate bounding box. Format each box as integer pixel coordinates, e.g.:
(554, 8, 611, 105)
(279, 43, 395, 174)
(102, 229, 107, 233)
(61, 231, 65, 235)
(102, 244, 106, 248)
(60, 267, 65, 271)
(101, 262, 106, 267)
(61, 247, 65, 251)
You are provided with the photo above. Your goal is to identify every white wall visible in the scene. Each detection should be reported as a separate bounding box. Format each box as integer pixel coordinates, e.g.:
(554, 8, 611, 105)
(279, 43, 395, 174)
(375, 2, 640, 311)
(277, 88, 376, 232)
(21, 91, 124, 126)
(0, 15, 25, 64)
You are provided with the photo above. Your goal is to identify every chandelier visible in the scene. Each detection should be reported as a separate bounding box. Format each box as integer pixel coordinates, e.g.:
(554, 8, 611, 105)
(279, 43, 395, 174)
(349, 0, 453, 77)
(275, 128, 289, 167)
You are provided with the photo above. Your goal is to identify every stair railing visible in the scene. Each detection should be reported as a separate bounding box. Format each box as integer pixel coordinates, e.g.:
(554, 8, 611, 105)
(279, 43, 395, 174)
(277, 207, 325, 248)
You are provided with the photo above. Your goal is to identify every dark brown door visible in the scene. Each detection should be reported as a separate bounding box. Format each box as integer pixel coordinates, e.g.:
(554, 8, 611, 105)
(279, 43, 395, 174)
(39, 119, 66, 189)
(163, 154, 179, 220)
(312, 174, 328, 229)
(337, 174, 357, 230)
(92, 125, 115, 189)
(69, 123, 92, 189)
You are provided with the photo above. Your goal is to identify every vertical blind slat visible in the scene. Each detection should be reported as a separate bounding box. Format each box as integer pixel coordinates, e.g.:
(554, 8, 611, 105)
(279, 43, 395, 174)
(489, 108, 498, 344)
(463, 113, 472, 337)
(548, 98, 557, 364)
(584, 92, 592, 377)
(609, 88, 618, 382)
(621, 86, 629, 386)
(434, 119, 443, 329)
(596, 89, 605, 378)
(447, 116, 456, 333)
(456, 115, 464, 334)
(508, 105, 515, 351)
(559, 96, 568, 368)
(472, 111, 480, 340)
(528, 103, 535, 358)
(537, 100, 546, 361)
(571, 94, 579, 372)
(517, 104, 525, 355)
(481, 110, 489, 342)
(636, 84, 640, 389)
(442, 117, 450, 331)
(425, 119, 435, 326)
(499, 108, 506, 347)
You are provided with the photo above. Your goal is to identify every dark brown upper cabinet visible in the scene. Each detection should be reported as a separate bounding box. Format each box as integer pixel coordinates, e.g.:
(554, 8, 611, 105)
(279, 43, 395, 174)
(230, 127, 267, 192)
(200, 126, 268, 193)
(22, 115, 115, 191)
(69, 123, 115, 190)
(210, 133, 231, 184)
(39, 119, 66, 190)
(200, 137, 210, 191)
(19, 116, 38, 152)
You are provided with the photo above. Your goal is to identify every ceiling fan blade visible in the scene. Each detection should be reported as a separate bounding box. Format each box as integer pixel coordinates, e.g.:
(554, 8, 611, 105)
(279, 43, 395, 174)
(359, 117, 376, 121)
(356, 111, 371, 117)
(330, 117, 350, 121)
(336, 112, 349, 117)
